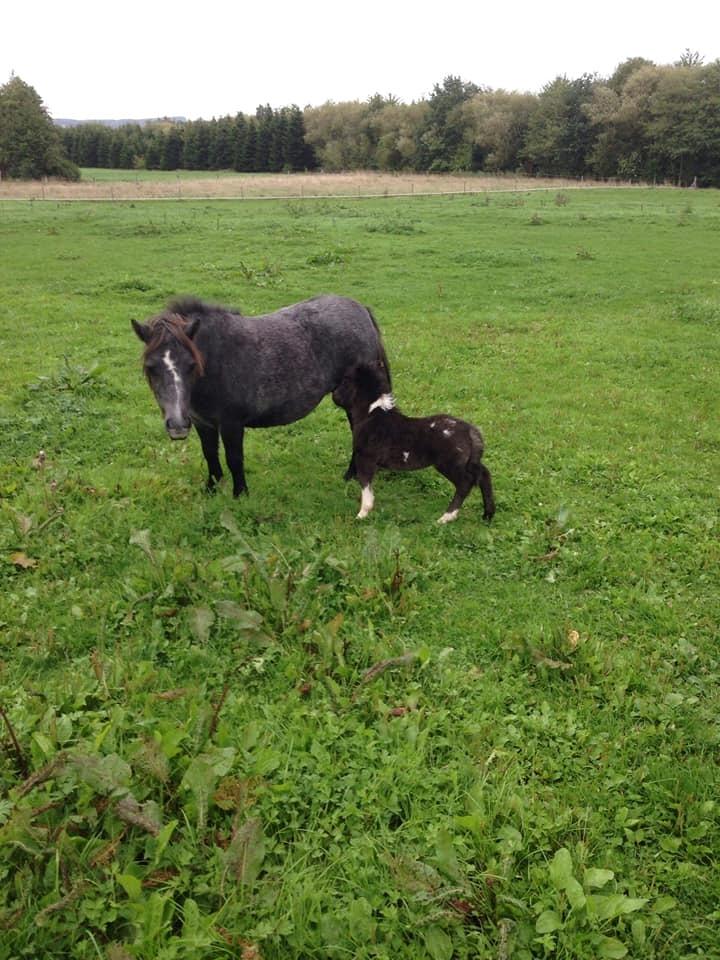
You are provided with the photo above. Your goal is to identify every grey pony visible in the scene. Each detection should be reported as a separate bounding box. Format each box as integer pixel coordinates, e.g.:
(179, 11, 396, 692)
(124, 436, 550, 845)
(132, 294, 392, 496)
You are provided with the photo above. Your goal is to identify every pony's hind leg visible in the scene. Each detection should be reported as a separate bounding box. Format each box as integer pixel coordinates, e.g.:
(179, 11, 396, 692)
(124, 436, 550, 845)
(195, 422, 223, 492)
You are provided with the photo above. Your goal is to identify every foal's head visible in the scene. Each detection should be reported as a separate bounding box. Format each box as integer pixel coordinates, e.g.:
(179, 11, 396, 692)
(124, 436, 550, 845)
(132, 312, 205, 440)
(335, 363, 393, 415)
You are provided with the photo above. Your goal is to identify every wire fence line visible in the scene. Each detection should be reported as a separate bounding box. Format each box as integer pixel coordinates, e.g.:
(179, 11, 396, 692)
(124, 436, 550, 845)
(0, 173, 652, 203)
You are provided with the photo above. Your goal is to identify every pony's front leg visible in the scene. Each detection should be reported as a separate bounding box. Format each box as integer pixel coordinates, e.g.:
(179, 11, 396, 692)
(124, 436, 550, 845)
(340, 415, 358, 481)
(344, 452, 357, 482)
(331, 390, 357, 480)
(220, 423, 248, 497)
(195, 422, 223, 492)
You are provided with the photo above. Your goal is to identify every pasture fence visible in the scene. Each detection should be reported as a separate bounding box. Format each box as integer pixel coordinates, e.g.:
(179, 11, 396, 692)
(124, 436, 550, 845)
(0, 171, 657, 204)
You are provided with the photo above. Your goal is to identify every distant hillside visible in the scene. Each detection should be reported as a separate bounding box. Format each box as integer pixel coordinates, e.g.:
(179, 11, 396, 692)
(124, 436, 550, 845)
(55, 117, 186, 128)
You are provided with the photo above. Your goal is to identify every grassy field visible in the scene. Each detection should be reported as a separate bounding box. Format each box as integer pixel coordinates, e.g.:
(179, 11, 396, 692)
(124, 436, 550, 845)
(0, 187, 718, 959)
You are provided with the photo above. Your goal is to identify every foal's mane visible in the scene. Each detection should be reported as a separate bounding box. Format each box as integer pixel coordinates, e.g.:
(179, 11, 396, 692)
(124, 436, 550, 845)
(143, 312, 206, 376)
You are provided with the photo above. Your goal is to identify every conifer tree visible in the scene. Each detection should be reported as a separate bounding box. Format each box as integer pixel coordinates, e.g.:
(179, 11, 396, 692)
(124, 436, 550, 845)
(0, 74, 79, 180)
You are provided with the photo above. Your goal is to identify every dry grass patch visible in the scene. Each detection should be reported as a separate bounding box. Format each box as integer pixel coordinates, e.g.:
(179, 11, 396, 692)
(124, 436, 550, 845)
(0, 170, 624, 201)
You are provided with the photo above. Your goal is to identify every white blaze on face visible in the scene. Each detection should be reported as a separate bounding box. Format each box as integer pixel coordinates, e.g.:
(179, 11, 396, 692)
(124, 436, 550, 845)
(357, 484, 375, 519)
(162, 349, 185, 422)
(163, 349, 181, 385)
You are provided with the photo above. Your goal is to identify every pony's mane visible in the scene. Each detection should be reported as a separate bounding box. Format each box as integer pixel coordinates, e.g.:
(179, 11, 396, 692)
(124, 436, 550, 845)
(143, 312, 206, 376)
(167, 296, 242, 318)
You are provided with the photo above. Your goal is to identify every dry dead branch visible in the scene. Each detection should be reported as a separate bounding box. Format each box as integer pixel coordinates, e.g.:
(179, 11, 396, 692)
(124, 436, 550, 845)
(352, 652, 419, 701)
(16, 753, 68, 798)
(0, 702, 29, 779)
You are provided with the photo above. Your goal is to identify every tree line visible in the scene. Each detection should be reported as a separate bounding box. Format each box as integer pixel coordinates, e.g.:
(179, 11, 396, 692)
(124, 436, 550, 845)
(60, 105, 315, 174)
(3, 53, 720, 185)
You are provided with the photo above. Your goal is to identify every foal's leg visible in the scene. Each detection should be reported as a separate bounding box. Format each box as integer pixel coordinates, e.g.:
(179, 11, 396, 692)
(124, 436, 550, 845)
(436, 466, 474, 524)
(220, 422, 248, 497)
(355, 458, 377, 519)
(195, 422, 223, 492)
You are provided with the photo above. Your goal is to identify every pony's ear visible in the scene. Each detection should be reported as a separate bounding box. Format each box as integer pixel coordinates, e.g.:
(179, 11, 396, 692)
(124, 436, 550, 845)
(131, 319, 151, 343)
(185, 317, 200, 340)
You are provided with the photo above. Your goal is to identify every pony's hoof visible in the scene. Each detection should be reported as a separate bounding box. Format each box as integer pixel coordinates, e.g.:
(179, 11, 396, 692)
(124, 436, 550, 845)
(437, 510, 459, 524)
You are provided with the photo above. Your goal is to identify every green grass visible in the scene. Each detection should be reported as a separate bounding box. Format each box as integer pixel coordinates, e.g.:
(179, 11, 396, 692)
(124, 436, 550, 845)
(1, 188, 719, 959)
(80, 167, 250, 182)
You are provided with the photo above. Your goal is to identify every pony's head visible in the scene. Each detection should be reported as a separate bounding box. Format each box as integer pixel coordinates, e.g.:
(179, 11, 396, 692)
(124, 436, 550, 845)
(132, 312, 205, 439)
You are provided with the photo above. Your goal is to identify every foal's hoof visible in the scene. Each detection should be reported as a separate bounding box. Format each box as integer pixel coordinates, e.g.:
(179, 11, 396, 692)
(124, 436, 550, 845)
(437, 510, 459, 524)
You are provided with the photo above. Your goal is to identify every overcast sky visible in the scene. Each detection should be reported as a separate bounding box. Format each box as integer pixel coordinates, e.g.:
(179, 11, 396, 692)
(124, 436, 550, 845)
(3, 1, 718, 121)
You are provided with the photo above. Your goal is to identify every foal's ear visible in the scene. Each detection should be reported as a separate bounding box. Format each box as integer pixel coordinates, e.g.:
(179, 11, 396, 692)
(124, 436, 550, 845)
(184, 317, 200, 340)
(131, 319, 151, 343)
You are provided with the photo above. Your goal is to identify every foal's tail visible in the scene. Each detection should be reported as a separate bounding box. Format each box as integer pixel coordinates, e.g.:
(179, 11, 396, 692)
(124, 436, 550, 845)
(366, 307, 393, 392)
(468, 426, 496, 521)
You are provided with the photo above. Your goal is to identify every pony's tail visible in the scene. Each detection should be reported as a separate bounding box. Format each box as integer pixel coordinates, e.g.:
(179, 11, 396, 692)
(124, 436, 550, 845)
(366, 307, 392, 392)
(468, 425, 485, 467)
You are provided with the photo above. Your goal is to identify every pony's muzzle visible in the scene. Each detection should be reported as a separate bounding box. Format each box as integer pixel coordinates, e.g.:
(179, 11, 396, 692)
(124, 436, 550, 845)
(165, 417, 191, 440)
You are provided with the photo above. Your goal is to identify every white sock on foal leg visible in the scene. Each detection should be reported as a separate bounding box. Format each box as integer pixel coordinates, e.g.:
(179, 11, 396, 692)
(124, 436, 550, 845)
(438, 509, 459, 524)
(357, 485, 375, 519)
